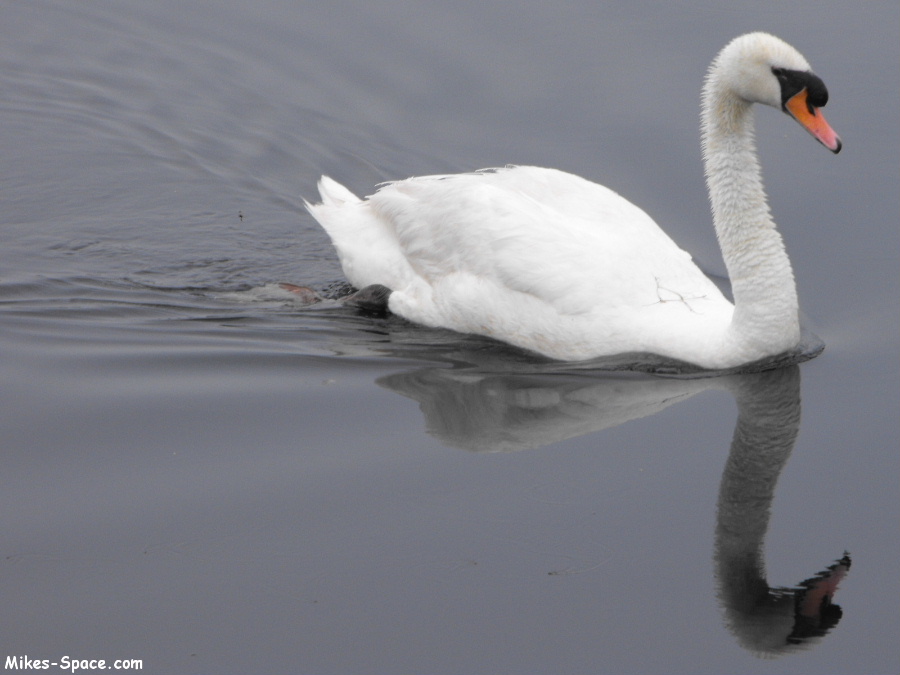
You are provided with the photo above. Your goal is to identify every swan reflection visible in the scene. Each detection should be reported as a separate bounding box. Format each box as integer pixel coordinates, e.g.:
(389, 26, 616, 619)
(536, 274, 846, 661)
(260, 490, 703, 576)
(377, 363, 848, 656)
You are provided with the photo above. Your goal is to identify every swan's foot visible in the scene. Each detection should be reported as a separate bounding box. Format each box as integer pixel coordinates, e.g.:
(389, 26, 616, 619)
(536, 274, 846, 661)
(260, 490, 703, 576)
(279, 283, 322, 305)
(342, 284, 392, 315)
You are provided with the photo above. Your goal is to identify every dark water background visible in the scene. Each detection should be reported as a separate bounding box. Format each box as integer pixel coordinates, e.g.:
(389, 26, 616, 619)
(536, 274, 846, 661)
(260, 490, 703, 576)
(1, 1, 897, 673)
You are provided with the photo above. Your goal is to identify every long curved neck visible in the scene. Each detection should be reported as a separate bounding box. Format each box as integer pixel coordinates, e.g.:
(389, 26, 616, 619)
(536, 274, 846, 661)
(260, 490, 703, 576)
(701, 74, 800, 356)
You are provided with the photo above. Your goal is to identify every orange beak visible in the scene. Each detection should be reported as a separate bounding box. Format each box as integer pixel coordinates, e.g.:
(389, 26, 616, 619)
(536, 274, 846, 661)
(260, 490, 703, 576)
(785, 88, 842, 153)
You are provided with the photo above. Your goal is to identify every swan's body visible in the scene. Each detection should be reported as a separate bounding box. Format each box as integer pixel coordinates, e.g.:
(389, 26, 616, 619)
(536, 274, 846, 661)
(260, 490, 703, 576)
(306, 33, 840, 370)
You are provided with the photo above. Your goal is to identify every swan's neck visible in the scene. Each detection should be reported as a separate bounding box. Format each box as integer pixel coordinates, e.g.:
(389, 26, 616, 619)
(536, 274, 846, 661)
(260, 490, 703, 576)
(702, 77, 800, 357)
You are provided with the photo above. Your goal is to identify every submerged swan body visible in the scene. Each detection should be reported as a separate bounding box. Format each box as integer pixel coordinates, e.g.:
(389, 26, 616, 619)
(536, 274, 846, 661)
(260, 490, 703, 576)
(306, 33, 841, 370)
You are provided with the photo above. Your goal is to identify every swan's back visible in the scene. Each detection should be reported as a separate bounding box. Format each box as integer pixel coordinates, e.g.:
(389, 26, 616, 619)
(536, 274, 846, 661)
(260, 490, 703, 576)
(307, 166, 730, 361)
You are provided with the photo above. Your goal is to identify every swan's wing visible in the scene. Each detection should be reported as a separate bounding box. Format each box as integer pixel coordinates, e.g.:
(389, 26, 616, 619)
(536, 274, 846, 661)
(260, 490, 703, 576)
(369, 167, 722, 316)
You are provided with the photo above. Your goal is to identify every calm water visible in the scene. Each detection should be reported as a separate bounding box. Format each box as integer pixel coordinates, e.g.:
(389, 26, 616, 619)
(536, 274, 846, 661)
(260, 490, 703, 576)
(1, 1, 897, 673)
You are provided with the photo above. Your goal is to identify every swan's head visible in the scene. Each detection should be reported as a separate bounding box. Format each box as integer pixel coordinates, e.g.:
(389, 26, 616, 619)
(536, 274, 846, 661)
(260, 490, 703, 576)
(710, 32, 841, 153)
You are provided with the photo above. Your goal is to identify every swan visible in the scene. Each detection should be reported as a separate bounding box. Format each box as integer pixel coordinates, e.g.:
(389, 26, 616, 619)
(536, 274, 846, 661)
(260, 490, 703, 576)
(305, 32, 841, 370)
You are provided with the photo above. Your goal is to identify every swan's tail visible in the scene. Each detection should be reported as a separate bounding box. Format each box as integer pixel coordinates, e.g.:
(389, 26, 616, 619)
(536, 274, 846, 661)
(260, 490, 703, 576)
(304, 176, 405, 291)
(305, 176, 361, 211)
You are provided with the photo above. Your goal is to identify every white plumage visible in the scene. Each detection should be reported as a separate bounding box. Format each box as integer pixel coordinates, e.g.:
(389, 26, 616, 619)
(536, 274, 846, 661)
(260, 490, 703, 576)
(306, 33, 840, 369)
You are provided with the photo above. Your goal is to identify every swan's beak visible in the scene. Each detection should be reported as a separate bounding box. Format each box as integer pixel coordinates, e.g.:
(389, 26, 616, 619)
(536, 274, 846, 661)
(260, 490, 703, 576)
(785, 88, 842, 153)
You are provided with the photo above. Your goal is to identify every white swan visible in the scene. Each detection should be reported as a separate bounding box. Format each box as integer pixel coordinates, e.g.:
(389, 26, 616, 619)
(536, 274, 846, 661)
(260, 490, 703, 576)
(305, 33, 841, 370)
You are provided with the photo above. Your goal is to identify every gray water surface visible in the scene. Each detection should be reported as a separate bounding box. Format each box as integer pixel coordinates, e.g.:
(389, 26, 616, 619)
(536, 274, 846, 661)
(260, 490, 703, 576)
(1, 1, 898, 674)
